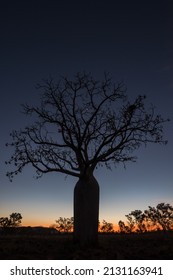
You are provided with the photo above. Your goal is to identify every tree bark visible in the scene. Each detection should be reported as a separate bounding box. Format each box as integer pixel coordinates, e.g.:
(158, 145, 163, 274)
(74, 175, 99, 246)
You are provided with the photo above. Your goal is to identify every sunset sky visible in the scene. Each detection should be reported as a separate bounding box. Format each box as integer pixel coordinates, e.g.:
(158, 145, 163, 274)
(0, 0, 173, 228)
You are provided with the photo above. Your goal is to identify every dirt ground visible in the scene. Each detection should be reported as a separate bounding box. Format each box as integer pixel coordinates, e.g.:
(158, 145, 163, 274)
(0, 231, 172, 260)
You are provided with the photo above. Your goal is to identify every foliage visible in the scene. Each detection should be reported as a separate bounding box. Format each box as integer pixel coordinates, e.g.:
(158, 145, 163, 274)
(118, 220, 130, 233)
(6, 72, 168, 180)
(0, 217, 10, 228)
(118, 203, 173, 233)
(55, 217, 74, 233)
(0, 213, 22, 228)
(99, 219, 114, 233)
(54, 218, 115, 233)
(125, 214, 135, 233)
(9, 213, 22, 227)
(144, 203, 173, 231)
(126, 210, 146, 233)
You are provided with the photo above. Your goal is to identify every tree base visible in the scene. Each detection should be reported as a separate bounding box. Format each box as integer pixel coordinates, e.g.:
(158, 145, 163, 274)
(74, 175, 99, 246)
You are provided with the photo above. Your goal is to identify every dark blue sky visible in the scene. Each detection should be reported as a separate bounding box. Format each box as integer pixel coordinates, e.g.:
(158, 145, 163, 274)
(0, 0, 173, 227)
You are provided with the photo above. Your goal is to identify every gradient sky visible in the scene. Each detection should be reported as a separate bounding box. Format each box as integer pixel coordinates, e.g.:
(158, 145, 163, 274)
(0, 0, 173, 228)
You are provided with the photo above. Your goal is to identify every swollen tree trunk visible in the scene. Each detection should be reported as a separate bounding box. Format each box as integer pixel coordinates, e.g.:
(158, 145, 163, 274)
(74, 175, 99, 246)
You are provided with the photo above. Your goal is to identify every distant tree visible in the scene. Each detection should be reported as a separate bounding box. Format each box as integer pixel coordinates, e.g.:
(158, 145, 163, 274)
(9, 213, 22, 227)
(0, 213, 22, 228)
(100, 219, 114, 233)
(145, 203, 173, 231)
(55, 217, 74, 233)
(126, 210, 146, 233)
(118, 220, 130, 233)
(0, 217, 10, 228)
(125, 214, 135, 233)
(119, 202, 173, 233)
(6, 72, 168, 245)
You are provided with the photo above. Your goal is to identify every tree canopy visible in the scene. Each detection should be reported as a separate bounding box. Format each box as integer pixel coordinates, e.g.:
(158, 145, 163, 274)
(0, 213, 22, 228)
(6, 72, 168, 180)
(55, 217, 74, 233)
(118, 203, 173, 233)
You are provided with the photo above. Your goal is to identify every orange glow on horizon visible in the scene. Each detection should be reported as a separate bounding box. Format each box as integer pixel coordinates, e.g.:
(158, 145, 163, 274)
(20, 218, 173, 232)
(21, 222, 121, 232)
(22, 219, 52, 228)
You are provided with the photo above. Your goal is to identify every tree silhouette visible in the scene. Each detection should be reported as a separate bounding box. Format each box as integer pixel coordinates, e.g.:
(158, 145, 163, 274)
(6, 72, 168, 245)
(99, 219, 114, 233)
(119, 203, 173, 233)
(0, 213, 22, 228)
(55, 217, 74, 233)
(124, 214, 135, 233)
(9, 213, 22, 227)
(145, 203, 173, 231)
(118, 220, 130, 233)
(0, 217, 10, 228)
(126, 210, 146, 233)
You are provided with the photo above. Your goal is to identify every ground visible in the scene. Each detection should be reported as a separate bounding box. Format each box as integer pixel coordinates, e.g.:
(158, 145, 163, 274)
(0, 232, 172, 260)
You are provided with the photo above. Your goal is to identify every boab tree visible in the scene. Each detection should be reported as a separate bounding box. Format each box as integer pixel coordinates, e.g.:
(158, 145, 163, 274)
(6, 72, 168, 245)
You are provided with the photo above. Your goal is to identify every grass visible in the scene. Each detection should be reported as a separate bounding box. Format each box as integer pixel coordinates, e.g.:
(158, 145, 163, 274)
(0, 231, 173, 260)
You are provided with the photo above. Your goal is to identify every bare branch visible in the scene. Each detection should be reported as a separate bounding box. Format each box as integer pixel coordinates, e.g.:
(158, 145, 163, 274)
(6, 72, 169, 180)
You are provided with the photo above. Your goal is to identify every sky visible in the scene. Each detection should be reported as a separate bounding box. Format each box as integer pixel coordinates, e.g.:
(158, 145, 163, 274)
(0, 0, 173, 229)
